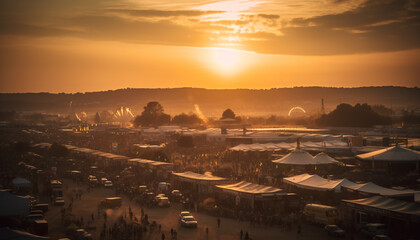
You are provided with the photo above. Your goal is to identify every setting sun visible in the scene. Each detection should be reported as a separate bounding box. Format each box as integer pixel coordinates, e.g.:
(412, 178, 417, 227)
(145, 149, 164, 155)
(205, 47, 255, 77)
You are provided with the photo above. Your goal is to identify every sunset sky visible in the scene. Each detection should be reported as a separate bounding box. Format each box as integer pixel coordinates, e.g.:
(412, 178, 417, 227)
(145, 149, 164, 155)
(0, 0, 419, 93)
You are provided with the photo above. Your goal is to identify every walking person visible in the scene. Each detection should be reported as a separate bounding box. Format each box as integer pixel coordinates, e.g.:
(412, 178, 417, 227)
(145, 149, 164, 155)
(240, 229, 243, 240)
(217, 217, 221, 228)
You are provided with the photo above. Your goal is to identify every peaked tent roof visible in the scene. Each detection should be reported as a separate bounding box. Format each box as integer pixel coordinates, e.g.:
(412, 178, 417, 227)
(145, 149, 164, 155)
(357, 145, 420, 162)
(272, 148, 316, 165)
(273, 149, 340, 165)
(216, 181, 284, 195)
(313, 152, 341, 164)
(283, 173, 355, 192)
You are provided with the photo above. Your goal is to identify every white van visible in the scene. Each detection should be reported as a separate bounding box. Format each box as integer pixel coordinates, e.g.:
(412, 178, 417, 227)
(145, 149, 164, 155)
(158, 182, 171, 192)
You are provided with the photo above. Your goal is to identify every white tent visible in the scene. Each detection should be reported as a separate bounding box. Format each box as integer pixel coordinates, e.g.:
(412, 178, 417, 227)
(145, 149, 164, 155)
(272, 148, 315, 165)
(357, 145, 420, 170)
(273, 148, 340, 165)
(357, 145, 420, 161)
(313, 152, 341, 164)
(283, 173, 355, 192)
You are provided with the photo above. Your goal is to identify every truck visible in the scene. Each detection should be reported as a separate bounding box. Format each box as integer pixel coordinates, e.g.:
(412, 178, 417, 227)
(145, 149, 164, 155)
(303, 203, 340, 225)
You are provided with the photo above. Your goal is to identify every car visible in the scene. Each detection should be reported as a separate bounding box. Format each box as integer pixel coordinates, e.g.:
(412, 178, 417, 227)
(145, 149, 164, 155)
(171, 190, 183, 200)
(157, 197, 170, 207)
(74, 228, 93, 240)
(325, 225, 345, 237)
(100, 178, 108, 185)
(179, 211, 192, 220)
(88, 175, 98, 185)
(360, 223, 387, 238)
(139, 185, 148, 193)
(180, 215, 198, 228)
(29, 210, 44, 216)
(104, 181, 113, 188)
(54, 197, 65, 206)
(154, 194, 166, 202)
(372, 235, 392, 240)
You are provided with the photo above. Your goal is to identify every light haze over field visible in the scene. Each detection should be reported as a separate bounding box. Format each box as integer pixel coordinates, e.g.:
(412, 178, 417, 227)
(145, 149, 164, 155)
(0, 0, 419, 92)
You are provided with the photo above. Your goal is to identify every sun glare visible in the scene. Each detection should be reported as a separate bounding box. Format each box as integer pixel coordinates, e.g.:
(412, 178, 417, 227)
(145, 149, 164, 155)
(196, 0, 265, 21)
(204, 47, 255, 77)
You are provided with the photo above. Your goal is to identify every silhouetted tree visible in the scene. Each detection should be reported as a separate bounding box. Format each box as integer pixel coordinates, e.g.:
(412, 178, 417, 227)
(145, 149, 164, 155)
(133, 102, 171, 127)
(317, 103, 392, 127)
(172, 113, 203, 126)
(94, 112, 101, 124)
(221, 109, 236, 119)
(372, 105, 394, 117)
(100, 110, 114, 122)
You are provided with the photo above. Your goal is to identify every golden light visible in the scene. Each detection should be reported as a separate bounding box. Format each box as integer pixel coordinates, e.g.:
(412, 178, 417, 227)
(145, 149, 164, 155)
(196, 0, 265, 21)
(203, 47, 256, 77)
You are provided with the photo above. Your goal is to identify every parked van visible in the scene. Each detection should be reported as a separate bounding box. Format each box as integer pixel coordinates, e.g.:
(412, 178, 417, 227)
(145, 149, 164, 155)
(158, 182, 171, 192)
(303, 203, 339, 225)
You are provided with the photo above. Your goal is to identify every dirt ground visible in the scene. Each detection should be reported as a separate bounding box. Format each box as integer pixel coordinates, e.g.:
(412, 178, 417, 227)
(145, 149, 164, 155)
(44, 179, 361, 240)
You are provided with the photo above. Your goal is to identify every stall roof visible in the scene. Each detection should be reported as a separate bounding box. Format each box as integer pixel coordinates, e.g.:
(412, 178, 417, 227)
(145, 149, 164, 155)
(230, 140, 348, 152)
(216, 181, 284, 195)
(342, 195, 420, 216)
(342, 182, 419, 197)
(149, 161, 173, 166)
(313, 152, 341, 164)
(172, 171, 227, 181)
(283, 173, 354, 192)
(357, 145, 420, 162)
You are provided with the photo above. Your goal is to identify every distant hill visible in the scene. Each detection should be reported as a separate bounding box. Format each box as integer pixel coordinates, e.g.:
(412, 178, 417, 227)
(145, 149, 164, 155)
(0, 87, 419, 117)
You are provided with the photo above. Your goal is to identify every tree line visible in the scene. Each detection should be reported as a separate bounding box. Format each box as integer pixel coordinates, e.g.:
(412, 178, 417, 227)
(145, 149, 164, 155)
(131, 101, 416, 128)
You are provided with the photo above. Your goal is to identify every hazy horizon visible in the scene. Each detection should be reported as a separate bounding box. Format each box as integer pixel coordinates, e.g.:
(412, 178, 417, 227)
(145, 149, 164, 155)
(0, 85, 419, 94)
(1, 0, 420, 92)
